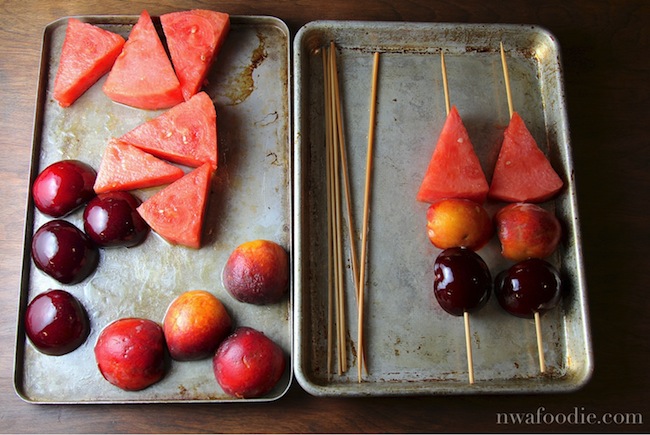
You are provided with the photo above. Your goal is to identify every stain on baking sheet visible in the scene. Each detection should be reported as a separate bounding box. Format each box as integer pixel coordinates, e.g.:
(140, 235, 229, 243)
(223, 31, 268, 105)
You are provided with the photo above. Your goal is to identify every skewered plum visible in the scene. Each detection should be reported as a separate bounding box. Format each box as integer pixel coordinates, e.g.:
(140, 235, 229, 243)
(31, 219, 99, 284)
(495, 258, 562, 318)
(495, 202, 562, 261)
(24, 289, 90, 356)
(32, 160, 96, 217)
(433, 247, 491, 316)
(83, 191, 149, 248)
(426, 198, 492, 250)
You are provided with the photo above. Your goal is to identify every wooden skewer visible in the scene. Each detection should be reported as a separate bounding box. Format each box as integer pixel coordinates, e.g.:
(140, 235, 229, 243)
(329, 42, 368, 374)
(323, 47, 335, 379)
(357, 51, 380, 382)
(464, 311, 475, 384)
(330, 42, 361, 299)
(441, 50, 451, 116)
(329, 44, 347, 374)
(501, 41, 547, 374)
(440, 52, 475, 384)
(534, 311, 546, 373)
(500, 41, 514, 119)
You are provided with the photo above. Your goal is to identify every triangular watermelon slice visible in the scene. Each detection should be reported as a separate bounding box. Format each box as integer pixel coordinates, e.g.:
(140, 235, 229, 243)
(53, 18, 126, 107)
(103, 10, 184, 110)
(137, 163, 213, 249)
(118, 91, 217, 171)
(93, 139, 185, 193)
(416, 105, 489, 204)
(161, 10, 230, 101)
(488, 112, 563, 203)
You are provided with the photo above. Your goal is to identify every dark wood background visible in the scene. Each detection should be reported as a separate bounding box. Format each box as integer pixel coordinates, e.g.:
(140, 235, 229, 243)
(1, 0, 648, 433)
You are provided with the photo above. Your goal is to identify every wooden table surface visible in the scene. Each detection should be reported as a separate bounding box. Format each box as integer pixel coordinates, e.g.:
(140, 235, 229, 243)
(1, 0, 648, 433)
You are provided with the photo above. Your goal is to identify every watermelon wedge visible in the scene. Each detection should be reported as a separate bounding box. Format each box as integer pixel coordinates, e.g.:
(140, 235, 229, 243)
(161, 10, 230, 101)
(488, 112, 563, 203)
(53, 18, 126, 107)
(93, 139, 185, 193)
(118, 91, 218, 171)
(103, 10, 183, 110)
(416, 105, 489, 204)
(137, 163, 213, 249)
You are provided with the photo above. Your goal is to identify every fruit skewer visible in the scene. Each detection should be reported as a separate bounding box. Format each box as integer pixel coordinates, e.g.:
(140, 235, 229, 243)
(495, 42, 562, 373)
(437, 53, 487, 384)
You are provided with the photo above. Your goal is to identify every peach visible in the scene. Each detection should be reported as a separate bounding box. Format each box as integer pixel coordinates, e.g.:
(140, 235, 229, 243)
(425, 198, 492, 250)
(94, 318, 166, 391)
(222, 240, 289, 305)
(495, 202, 562, 261)
(213, 327, 286, 398)
(163, 290, 232, 361)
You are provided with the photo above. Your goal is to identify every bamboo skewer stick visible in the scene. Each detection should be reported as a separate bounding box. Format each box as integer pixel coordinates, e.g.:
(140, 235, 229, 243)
(323, 47, 335, 378)
(330, 42, 367, 374)
(463, 312, 475, 384)
(500, 41, 514, 119)
(441, 51, 451, 116)
(534, 311, 546, 373)
(330, 42, 360, 299)
(324, 42, 360, 376)
(357, 51, 380, 382)
(329, 45, 347, 374)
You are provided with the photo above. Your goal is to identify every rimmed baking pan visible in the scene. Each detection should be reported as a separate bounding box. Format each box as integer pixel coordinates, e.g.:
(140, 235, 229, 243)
(15, 14, 292, 403)
(293, 20, 592, 396)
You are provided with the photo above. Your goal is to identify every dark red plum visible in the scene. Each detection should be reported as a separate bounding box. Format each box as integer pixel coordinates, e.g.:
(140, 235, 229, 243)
(32, 160, 96, 217)
(83, 191, 149, 247)
(25, 289, 90, 356)
(31, 219, 99, 284)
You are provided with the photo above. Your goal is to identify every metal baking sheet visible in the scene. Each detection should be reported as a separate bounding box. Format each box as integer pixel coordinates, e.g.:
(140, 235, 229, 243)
(293, 21, 592, 395)
(15, 14, 292, 403)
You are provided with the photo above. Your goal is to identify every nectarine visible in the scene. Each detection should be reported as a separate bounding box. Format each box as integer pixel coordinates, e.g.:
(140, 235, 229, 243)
(94, 317, 166, 391)
(222, 240, 289, 305)
(163, 290, 232, 361)
(213, 327, 286, 398)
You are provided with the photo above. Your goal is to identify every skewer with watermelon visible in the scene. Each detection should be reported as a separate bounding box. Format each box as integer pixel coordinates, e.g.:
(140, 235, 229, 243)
(488, 43, 563, 203)
(419, 51, 491, 385)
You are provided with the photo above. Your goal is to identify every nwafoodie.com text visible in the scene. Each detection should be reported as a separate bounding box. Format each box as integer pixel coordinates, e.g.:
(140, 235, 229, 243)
(496, 406, 644, 426)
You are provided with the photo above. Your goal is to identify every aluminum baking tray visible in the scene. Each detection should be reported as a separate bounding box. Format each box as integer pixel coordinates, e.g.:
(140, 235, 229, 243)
(15, 14, 292, 403)
(293, 21, 592, 395)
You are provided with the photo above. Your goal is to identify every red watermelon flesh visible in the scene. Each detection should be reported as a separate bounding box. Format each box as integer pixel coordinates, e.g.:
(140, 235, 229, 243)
(103, 10, 183, 110)
(488, 112, 563, 203)
(53, 18, 125, 107)
(137, 163, 213, 249)
(161, 10, 230, 101)
(416, 105, 489, 204)
(118, 91, 217, 171)
(93, 139, 185, 193)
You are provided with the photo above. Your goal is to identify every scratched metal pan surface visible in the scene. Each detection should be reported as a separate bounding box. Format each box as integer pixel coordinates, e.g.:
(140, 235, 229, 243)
(293, 21, 592, 396)
(15, 15, 292, 403)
